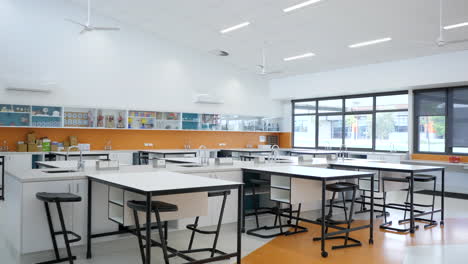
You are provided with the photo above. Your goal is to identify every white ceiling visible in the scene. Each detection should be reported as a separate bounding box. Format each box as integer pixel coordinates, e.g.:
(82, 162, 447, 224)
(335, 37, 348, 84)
(70, 0, 468, 78)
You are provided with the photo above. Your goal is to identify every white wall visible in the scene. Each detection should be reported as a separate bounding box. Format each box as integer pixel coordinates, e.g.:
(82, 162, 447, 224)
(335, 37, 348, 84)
(0, 0, 280, 117)
(270, 50, 468, 100)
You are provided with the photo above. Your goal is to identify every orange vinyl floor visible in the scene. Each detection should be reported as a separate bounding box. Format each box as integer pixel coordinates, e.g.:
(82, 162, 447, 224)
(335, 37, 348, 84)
(241, 218, 468, 264)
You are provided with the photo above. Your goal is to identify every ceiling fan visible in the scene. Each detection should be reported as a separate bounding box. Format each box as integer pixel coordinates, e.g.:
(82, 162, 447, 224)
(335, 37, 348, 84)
(434, 0, 468, 47)
(257, 44, 283, 76)
(65, 0, 120, 34)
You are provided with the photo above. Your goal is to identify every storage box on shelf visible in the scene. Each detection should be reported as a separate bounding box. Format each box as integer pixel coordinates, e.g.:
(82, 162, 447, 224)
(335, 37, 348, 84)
(64, 107, 96, 128)
(0, 104, 31, 127)
(31, 105, 62, 127)
(182, 113, 200, 130)
(155, 112, 181, 130)
(127, 110, 156, 129)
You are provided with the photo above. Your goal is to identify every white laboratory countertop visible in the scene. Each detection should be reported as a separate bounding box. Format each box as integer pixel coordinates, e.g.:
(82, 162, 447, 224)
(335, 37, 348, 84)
(7, 156, 332, 183)
(329, 160, 444, 172)
(88, 171, 241, 193)
(36, 160, 131, 168)
(402, 159, 468, 168)
(242, 165, 373, 180)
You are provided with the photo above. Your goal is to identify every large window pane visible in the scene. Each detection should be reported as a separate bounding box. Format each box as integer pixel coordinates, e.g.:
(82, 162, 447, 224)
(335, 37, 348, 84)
(293, 115, 316, 147)
(318, 115, 343, 147)
(345, 114, 373, 148)
(294, 101, 316, 114)
(318, 99, 342, 113)
(418, 116, 445, 152)
(453, 147, 468, 154)
(376, 94, 408, 110)
(451, 87, 468, 147)
(345, 97, 373, 112)
(415, 90, 446, 116)
(376, 112, 409, 151)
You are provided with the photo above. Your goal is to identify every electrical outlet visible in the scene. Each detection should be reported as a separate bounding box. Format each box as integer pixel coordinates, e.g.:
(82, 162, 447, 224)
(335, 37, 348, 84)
(219, 143, 226, 147)
(144, 143, 154, 147)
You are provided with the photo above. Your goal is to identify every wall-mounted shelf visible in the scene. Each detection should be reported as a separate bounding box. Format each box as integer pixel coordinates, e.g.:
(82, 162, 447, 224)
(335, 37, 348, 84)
(0, 102, 282, 132)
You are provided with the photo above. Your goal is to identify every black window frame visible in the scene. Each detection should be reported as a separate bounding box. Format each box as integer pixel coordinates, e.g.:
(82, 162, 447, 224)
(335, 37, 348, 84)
(292, 90, 409, 152)
(413, 86, 468, 156)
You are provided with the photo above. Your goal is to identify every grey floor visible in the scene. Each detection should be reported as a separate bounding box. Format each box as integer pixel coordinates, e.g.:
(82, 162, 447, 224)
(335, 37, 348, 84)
(1, 191, 468, 264)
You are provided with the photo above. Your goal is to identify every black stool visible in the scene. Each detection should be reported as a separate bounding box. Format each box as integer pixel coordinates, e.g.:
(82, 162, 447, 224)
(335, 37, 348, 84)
(36, 192, 82, 264)
(128, 200, 178, 264)
(382, 174, 437, 231)
(313, 182, 361, 250)
(179, 190, 231, 258)
(246, 177, 307, 238)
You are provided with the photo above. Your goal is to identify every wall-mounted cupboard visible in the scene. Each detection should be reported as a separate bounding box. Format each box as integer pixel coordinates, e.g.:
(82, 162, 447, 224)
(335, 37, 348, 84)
(0, 103, 282, 132)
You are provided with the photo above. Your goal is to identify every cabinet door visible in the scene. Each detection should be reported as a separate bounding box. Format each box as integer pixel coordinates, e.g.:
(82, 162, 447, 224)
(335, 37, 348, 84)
(187, 172, 214, 227)
(21, 180, 74, 254)
(213, 171, 242, 224)
(5, 154, 32, 174)
(109, 152, 134, 165)
(71, 179, 88, 246)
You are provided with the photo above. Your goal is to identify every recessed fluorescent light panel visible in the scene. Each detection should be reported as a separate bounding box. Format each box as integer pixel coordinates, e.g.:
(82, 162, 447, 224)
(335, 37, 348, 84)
(444, 22, 468, 30)
(220, 22, 250, 34)
(284, 0, 322, 13)
(284, 52, 315, 61)
(348, 37, 392, 48)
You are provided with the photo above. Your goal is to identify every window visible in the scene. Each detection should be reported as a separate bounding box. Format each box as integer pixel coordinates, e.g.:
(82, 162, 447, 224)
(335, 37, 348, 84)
(376, 94, 409, 110)
(294, 101, 316, 114)
(293, 115, 315, 147)
(451, 88, 468, 152)
(414, 90, 447, 153)
(318, 115, 343, 147)
(292, 91, 408, 151)
(292, 100, 316, 148)
(345, 114, 373, 148)
(375, 112, 408, 151)
(375, 93, 409, 151)
(345, 97, 373, 112)
(318, 99, 342, 113)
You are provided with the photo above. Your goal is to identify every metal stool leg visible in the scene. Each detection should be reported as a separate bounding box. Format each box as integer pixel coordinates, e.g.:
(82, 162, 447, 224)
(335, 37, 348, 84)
(55, 202, 74, 264)
(344, 188, 357, 246)
(187, 217, 199, 250)
(133, 209, 146, 264)
(44, 202, 60, 260)
(251, 184, 260, 228)
(210, 192, 228, 257)
(154, 209, 170, 264)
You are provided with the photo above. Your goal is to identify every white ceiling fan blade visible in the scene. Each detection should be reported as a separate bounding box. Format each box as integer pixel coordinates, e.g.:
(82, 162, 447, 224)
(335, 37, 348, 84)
(65, 18, 87, 28)
(444, 38, 468, 45)
(92, 27, 120, 31)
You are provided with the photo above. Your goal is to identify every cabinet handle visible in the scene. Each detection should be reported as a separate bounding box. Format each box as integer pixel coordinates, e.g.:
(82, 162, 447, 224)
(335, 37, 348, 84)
(76, 183, 79, 193)
(68, 184, 71, 193)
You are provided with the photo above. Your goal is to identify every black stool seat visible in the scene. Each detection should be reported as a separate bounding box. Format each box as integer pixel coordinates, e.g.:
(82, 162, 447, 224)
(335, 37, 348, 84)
(208, 190, 231, 197)
(248, 178, 269, 185)
(127, 200, 178, 213)
(36, 192, 82, 203)
(406, 174, 436, 182)
(326, 182, 357, 192)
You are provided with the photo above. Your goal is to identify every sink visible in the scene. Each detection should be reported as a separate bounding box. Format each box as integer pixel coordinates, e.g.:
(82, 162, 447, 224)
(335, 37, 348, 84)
(43, 170, 77, 174)
(178, 164, 204, 168)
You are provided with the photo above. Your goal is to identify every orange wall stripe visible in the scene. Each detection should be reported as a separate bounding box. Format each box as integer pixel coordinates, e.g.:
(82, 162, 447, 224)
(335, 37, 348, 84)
(0, 127, 291, 151)
(412, 153, 468, 162)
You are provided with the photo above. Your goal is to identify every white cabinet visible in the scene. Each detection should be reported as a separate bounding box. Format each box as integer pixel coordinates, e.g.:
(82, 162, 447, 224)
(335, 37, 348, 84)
(21, 179, 86, 253)
(4, 154, 33, 174)
(187, 171, 242, 227)
(109, 152, 134, 165)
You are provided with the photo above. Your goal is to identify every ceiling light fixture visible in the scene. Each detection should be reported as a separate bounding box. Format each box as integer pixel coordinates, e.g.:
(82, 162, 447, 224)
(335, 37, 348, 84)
(220, 22, 250, 34)
(348, 37, 392, 48)
(283, 0, 322, 13)
(443, 21, 468, 30)
(283, 52, 315, 61)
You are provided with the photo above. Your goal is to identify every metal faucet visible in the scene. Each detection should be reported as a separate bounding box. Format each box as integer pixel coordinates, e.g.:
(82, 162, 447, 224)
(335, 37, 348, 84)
(269, 145, 280, 162)
(339, 144, 347, 162)
(199, 145, 208, 166)
(68, 145, 85, 171)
